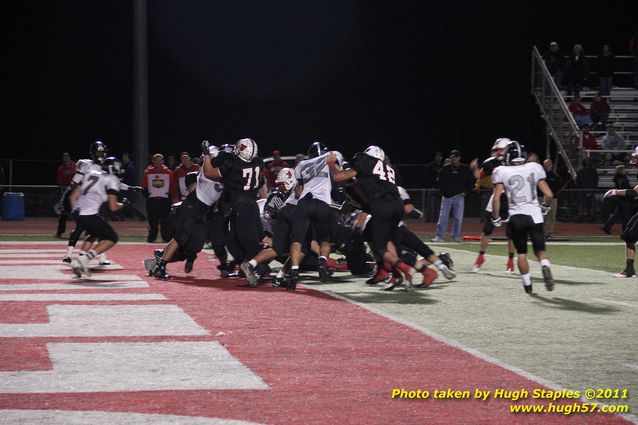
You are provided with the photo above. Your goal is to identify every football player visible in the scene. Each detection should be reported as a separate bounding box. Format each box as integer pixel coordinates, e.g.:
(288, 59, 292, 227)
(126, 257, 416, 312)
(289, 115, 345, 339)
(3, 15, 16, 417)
(241, 167, 298, 287)
(203, 138, 265, 267)
(603, 184, 638, 277)
(491, 140, 555, 294)
(68, 157, 125, 277)
(150, 143, 225, 280)
(469, 138, 516, 273)
(63, 141, 112, 266)
(331, 145, 421, 289)
(287, 142, 343, 289)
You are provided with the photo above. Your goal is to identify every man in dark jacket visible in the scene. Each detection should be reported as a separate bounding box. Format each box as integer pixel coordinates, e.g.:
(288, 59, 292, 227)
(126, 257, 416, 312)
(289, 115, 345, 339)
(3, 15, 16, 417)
(575, 157, 598, 223)
(564, 44, 590, 98)
(432, 150, 474, 242)
(542, 159, 561, 239)
(543, 41, 565, 88)
(424, 151, 443, 222)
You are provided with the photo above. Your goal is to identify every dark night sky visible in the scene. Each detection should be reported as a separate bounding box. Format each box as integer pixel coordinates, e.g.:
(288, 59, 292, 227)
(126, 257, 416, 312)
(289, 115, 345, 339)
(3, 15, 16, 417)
(2, 0, 638, 178)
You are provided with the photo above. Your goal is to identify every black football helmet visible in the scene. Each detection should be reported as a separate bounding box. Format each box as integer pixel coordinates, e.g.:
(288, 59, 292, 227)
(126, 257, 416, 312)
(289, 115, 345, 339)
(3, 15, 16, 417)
(101, 156, 123, 177)
(307, 141, 328, 158)
(502, 140, 526, 165)
(89, 141, 108, 164)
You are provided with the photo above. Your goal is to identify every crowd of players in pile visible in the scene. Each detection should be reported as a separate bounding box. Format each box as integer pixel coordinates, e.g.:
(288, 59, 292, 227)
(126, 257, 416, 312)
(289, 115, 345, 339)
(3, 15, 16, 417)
(67, 135, 638, 294)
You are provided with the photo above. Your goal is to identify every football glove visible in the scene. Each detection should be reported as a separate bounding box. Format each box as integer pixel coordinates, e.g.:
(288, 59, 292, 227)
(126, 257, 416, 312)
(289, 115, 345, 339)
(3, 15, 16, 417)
(603, 189, 617, 199)
(491, 216, 502, 227)
(540, 203, 551, 216)
(201, 139, 211, 156)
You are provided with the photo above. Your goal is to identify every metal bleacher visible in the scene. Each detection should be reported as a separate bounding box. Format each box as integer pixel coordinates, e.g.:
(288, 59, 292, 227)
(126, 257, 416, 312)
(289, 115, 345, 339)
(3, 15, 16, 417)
(531, 46, 638, 188)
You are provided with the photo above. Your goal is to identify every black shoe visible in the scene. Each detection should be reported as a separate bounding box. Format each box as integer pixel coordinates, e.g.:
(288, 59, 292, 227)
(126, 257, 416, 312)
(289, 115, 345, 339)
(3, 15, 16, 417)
(524, 284, 533, 294)
(287, 269, 300, 291)
(152, 260, 169, 280)
(601, 227, 611, 235)
(62, 256, 72, 264)
(184, 255, 196, 273)
(272, 276, 288, 288)
(318, 257, 329, 283)
(154, 249, 164, 260)
(542, 265, 554, 291)
(218, 261, 239, 277)
(438, 252, 454, 270)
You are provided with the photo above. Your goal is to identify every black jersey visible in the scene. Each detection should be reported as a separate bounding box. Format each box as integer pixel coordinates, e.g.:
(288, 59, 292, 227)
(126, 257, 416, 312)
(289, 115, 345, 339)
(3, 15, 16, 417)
(216, 154, 264, 203)
(353, 153, 400, 201)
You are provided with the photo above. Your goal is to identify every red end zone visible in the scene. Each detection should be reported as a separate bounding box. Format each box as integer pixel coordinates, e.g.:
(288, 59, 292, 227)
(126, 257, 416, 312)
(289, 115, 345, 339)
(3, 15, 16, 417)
(0, 243, 630, 424)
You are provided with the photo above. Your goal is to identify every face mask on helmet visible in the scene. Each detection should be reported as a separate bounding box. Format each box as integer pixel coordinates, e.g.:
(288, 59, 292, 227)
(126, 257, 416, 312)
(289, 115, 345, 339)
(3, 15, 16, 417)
(307, 141, 328, 158)
(364, 145, 385, 161)
(101, 156, 123, 177)
(275, 167, 296, 192)
(234, 138, 258, 162)
(90, 141, 108, 164)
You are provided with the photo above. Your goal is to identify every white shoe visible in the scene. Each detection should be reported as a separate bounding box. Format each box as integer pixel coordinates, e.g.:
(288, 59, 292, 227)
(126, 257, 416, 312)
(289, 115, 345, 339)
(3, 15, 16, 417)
(430, 237, 443, 242)
(438, 264, 456, 280)
(77, 254, 92, 277)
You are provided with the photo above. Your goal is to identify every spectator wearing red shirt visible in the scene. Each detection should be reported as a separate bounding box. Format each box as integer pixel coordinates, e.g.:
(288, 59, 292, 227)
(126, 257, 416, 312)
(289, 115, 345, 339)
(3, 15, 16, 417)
(141, 153, 174, 243)
(589, 94, 610, 130)
(56, 152, 76, 188)
(54, 152, 77, 238)
(171, 152, 200, 202)
(569, 96, 592, 128)
(264, 150, 289, 190)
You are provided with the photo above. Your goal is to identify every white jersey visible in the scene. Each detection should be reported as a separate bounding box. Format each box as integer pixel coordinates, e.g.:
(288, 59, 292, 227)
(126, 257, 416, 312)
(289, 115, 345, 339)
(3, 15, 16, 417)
(74, 170, 120, 216)
(71, 159, 102, 186)
(294, 151, 343, 205)
(492, 162, 546, 224)
(195, 170, 223, 206)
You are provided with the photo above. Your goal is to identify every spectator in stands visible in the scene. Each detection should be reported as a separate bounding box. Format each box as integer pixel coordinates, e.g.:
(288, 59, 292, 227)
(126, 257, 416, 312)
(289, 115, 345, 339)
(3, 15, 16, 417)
(264, 149, 289, 190)
(542, 159, 561, 240)
(166, 154, 177, 170)
(527, 152, 541, 164)
(424, 151, 443, 222)
(629, 33, 638, 89)
(576, 124, 599, 166)
(295, 153, 305, 166)
(597, 44, 614, 96)
(54, 152, 76, 238)
(432, 150, 474, 242)
(589, 95, 610, 130)
(564, 44, 589, 98)
(543, 41, 565, 88)
(568, 95, 592, 128)
(601, 124, 627, 165)
(171, 152, 200, 202)
(575, 157, 598, 223)
(602, 164, 632, 234)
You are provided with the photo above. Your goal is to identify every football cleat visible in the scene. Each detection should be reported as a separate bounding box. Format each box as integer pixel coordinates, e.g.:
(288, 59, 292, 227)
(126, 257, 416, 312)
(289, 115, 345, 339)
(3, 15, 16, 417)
(318, 257, 329, 283)
(613, 269, 636, 278)
(62, 256, 72, 264)
(272, 276, 288, 288)
(524, 283, 533, 294)
(506, 258, 515, 274)
(99, 260, 111, 266)
(240, 262, 260, 287)
(471, 254, 485, 273)
(415, 267, 438, 287)
(287, 269, 300, 291)
(366, 265, 390, 285)
(184, 255, 196, 273)
(438, 252, 454, 270)
(218, 261, 239, 278)
(143, 259, 157, 276)
(437, 263, 456, 280)
(152, 265, 169, 280)
(542, 265, 554, 291)
(77, 254, 92, 277)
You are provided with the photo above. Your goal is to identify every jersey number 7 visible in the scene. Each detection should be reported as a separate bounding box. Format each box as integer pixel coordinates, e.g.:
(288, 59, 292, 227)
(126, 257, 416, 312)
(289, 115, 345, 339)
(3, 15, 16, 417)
(242, 166, 261, 191)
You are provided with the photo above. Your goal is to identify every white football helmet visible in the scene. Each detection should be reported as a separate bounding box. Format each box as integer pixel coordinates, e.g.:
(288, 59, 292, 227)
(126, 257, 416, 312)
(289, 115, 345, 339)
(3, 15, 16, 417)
(491, 138, 511, 160)
(364, 145, 385, 161)
(275, 167, 296, 192)
(234, 138, 258, 162)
